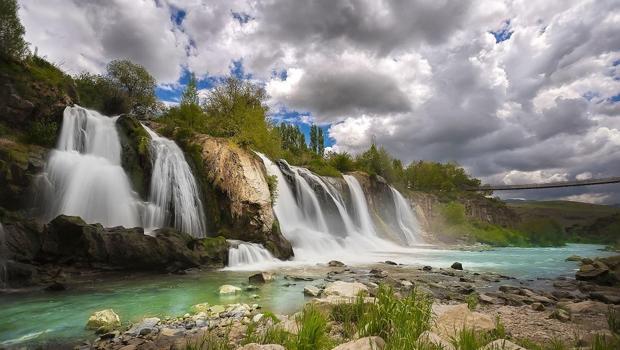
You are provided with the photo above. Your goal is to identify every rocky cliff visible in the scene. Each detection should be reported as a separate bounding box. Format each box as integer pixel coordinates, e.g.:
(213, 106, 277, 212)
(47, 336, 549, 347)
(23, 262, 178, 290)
(176, 132, 293, 259)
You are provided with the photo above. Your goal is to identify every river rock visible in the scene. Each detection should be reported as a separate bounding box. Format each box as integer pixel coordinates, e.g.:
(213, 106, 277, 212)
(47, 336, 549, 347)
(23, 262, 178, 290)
(565, 255, 582, 262)
(451, 262, 463, 270)
(432, 303, 495, 337)
(238, 344, 286, 350)
(330, 336, 385, 350)
(323, 281, 368, 298)
(304, 285, 321, 297)
(370, 269, 388, 278)
(550, 309, 570, 322)
(418, 331, 455, 350)
(86, 309, 121, 333)
(126, 317, 160, 336)
(479, 293, 499, 304)
(482, 339, 526, 350)
(328, 260, 345, 267)
(384, 260, 397, 265)
(191, 303, 210, 314)
(531, 302, 545, 311)
(422, 265, 432, 271)
(249, 272, 275, 284)
(590, 291, 620, 304)
(219, 285, 242, 295)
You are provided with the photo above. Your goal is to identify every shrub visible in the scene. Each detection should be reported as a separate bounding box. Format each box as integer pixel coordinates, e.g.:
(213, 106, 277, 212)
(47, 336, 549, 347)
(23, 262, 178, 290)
(24, 118, 58, 147)
(266, 174, 278, 202)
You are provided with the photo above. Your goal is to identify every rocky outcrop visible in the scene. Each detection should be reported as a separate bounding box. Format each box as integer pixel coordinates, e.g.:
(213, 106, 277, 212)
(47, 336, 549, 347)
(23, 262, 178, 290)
(1, 214, 229, 287)
(185, 133, 293, 259)
(0, 139, 47, 212)
(115, 115, 152, 198)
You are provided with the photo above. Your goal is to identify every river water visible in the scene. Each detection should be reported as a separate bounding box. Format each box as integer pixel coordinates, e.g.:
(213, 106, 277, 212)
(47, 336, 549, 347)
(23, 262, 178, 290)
(0, 244, 614, 347)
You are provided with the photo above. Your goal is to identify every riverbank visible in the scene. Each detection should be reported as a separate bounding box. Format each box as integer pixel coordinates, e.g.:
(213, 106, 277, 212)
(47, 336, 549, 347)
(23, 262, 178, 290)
(1, 246, 618, 349)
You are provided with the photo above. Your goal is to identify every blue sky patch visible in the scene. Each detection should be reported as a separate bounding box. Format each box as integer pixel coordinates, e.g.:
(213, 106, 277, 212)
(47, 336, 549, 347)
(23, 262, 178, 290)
(490, 20, 513, 43)
(270, 108, 334, 148)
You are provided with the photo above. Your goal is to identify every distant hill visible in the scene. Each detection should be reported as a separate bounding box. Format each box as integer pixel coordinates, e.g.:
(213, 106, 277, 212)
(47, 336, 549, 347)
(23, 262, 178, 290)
(508, 200, 620, 227)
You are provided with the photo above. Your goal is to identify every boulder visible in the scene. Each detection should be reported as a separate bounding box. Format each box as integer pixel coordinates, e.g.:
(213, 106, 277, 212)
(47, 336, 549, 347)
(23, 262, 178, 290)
(219, 285, 242, 295)
(417, 331, 455, 350)
(384, 260, 397, 265)
(531, 302, 545, 311)
(303, 285, 321, 297)
(565, 255, 582, 262)
(238, 344, 286, 350)
(323, 281, 368, 298)
(125, 317, 160, 336)
(432, 303, 495, 338)
(249, 272, 275, 284)
(191, 303, 210, 314)
(422, 265, 432, 271)
(451, 262, 463, 270)
(328, 260, 345, 267)
(590, 291, 620, 304)
(330, 336, 385, 350)
(550, 309, 570, 322)
(478, 293, 499, 305)
(86, 309, 121, 333)
(370, 269, 388, 278)
(482, 339, 526, 350)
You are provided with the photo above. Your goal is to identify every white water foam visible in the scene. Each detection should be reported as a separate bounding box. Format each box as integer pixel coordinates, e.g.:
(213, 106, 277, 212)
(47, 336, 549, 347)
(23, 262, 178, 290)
(142, 126, 207, 238)
(390, 186, 423, 245)
(227, 240, 279, 269)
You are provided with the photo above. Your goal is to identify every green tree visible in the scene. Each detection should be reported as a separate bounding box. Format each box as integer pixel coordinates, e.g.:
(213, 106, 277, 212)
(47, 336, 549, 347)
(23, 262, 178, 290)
(106, 59, 157, 116)
(317, 127, 325, 157)
(310, 125, 318, 154)
(0, 0, 29, 60)
(327, 152, 355, 172)
(181, 72, 199, 106)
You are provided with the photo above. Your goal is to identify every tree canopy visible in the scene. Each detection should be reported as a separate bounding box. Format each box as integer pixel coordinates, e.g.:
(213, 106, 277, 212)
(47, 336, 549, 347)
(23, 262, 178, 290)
(0, 0, 29, 60)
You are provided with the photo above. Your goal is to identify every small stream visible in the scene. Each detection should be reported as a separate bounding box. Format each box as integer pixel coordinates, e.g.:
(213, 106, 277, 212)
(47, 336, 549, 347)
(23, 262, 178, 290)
(0, 244, 614, 347)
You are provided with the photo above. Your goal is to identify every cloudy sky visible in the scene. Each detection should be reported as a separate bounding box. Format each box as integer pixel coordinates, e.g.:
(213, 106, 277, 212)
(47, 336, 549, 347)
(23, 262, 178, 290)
(19, 0, 620, 203)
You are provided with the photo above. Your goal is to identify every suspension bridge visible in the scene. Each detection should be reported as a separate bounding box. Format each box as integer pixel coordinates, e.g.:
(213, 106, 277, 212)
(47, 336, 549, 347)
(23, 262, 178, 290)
(468, 176, 620, 191)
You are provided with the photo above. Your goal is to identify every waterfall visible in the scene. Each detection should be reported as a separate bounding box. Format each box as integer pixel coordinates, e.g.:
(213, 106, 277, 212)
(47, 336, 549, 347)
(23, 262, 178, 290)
(390, 187, 423, 245)
(343, 175, 378, 236)
(227, 241, 277, 267)
(0, 223, 7, 289)
(43, 106, 140, 227)
(142, 126, 207, 238)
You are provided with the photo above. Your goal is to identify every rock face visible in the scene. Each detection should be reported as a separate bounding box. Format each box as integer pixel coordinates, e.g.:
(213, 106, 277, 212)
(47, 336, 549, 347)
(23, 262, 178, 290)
(576, 255, 619, 286)
(1, 214, 229, 287)
(0, 139, 47, 212)
(186, 133, 293, 259)
(115, 115, 152, 198)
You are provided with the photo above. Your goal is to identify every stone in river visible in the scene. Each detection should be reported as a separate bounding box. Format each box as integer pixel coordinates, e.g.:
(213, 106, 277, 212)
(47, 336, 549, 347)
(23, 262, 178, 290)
(328, 260, 345, 267)
(86, 309, 121, 333)
(249, 272, 275, 284)
(219, 284, 242, 295)
(451, 262, 463, 270)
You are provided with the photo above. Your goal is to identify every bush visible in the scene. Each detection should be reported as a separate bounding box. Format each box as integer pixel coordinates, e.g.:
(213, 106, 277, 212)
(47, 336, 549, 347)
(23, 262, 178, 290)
(23, 117, 58, 147)
(441, 202, 466, 225)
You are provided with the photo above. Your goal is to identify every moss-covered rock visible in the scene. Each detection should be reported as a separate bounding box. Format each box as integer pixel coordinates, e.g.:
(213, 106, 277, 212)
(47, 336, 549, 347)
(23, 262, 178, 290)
(115, 115, 152, 198)
(0, 137, 47, 212)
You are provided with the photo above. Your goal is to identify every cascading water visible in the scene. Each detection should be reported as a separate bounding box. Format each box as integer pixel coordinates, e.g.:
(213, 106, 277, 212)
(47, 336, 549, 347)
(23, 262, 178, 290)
(142, 126, 207, 238)
(390, 187, 423, 245)
(42, 106, 140, 227)
(227, 240, 278, 268)
(257, 153, 406, 262)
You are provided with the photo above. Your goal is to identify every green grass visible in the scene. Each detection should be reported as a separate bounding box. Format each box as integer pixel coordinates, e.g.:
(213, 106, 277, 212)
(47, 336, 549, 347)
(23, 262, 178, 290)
(184, 331, 233, 350)
(508, 200, 620, 228)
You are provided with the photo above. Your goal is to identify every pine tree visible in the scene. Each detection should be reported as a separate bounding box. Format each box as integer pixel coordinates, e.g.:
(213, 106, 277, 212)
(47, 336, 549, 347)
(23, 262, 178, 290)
(318, 127, 325, 157)
(181, 73, 199, 106)
(310, 125, 317, 154)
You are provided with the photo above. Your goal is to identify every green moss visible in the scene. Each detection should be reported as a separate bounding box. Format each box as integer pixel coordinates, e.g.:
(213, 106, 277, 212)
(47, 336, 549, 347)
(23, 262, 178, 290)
(22, 117, 58, 147)
(201, 236, 227, 252)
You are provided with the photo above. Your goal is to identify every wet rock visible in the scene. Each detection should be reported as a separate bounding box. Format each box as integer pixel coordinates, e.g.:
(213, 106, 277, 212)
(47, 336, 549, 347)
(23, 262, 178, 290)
(323, 281, 369, 298)
(249, 272, 275, 284)
(422, 265, 432, 271)
(451, 262, 463, 270)
(160, 327, 183, 337)
(384, 260, 397, 265)
(331, 336, 385, 350)
(238, 344, 286, 350)
(369, 269, 388, 278)
(482, 339, 526, 350)
(590, 291, 620, 304)
(191, 302, 210, 314)
(531, 302, 545, 311)
(99, 330, 119, 340)
(303, 285, 321, 297)
(285, 275, 314, 281)
(566, 255, 582, 262)
(418, 331, 455, 350)
(478, 293, 499, 305)
(328, 260, 345, 267)
(432, 303, 495, 338)
(499, 285, 521, 294)
(219, 285, 242, 295)
(581, 257, 593, 265)
(45, 281, 66, 292)
(245, 285, 259, 291)
(86, 309, 121, 333)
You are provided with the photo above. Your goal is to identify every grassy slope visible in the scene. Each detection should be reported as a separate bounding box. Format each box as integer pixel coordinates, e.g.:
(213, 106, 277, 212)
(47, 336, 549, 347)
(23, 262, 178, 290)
(508, 200, 620, 228)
